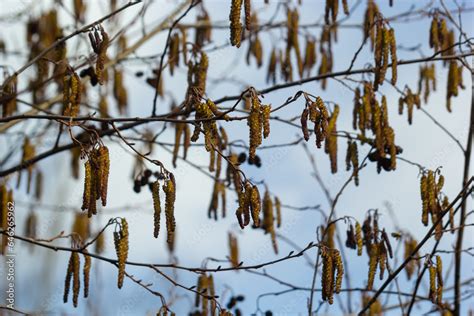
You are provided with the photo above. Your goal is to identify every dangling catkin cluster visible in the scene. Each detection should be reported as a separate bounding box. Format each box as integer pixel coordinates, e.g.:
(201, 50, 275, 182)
(247, 92, 271, 162)
(168, 32, 180, 76)
(235, 182, 261, 229)
(63, 252, 80, 307)
(88, 25, 109, 85)
(228, 232, 239, 268)
(321, 248, 344, 304)
(398, 87, 421, 125)
(195, 274, 216, 315)
(419, 170, 446, 240)
(19, 137, 36, 194)
(286, 8, 303, 79)
(324, 0, 349, 25)
(418, 64, 436, 103)
(373, 20, 397, 90)
(229, 0, 243, 47)
(114, 218, 129, 289)
(303, 97, 330, 148)
(208, 180, 226, 220)
(363, 0, 379, 50)
(446, 60, 464, 112)
(63, 70, 81, 117)
(403, 235, 419, 280)
(345, 140, 359, 185)
(81, 145, 110, 217)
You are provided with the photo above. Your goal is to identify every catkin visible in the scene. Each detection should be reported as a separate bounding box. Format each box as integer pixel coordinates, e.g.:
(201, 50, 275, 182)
(83, 253, 91, 298)
(262, 104, 271, 138)
(263, 190, 278, 254)
(325, 105, 339, 173)
(389, 28, 397, 85)
(72, 252, 80, 307)
(356, 221, 363, 256)
(63, 71, 82, 117)
(429, 264, 437, 303)
(367, 243, 379, 290)
(248, 94, 263, 161)
(436, 255, 443, 304)
(275, 197, 282, 228)
(152, 181, 161, 238)
(229, 0, 243, 47)
(321, 248, 334, 304)
(333, 250, 344, 294)
(163, 176, 176, 244)
(228, 232, 239, 268)
(115, 218, 129, 289)
(250, 185, 261, 226)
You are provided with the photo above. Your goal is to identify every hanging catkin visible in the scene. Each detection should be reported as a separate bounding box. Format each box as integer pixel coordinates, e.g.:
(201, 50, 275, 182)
(152, 181, 161, 238)
(63, 70, 81, 117)
(83, 253, 91, 298)
(115, 218, 129, 289)
(228, 232, 239, 268)
(325, 105, 339, 173)
(163, 176, 176, 244)
(229, 0, 243, 47)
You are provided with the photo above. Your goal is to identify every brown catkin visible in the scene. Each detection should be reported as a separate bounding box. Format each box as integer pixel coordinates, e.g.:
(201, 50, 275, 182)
(83, 253, 91, 298)
(429, 265, 437, 303)
(244, 0, 251, 30)
(152, 181, 161, 238)
(98, 146, 110, 207)
(321, 248, 334, 304)
(367, 243, 379, 290)
(63, 252, 74, 303)
(72, 252, 80, 307)
(356, 222, 363, 256)
(228, 232, 239, 268)
(81, 161, 92, 212)
(229, 0, 243, 47)
(301, 108, 310, 141)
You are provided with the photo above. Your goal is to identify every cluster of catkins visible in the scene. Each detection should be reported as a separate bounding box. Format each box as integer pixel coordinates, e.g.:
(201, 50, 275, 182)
(195, 273, 216, 316)
(63, 251, 92, 307)
(373, 20, 397, 90)
(428, 255, 444, 305)
(362, 213, 393, 290)
(63, 70, 82, 117)
(235, 184, 281, 254)
(247, 92, 271, 162)
(321, 246, 344, 304)
(353, 83, 398, 172)
(114, 218, 129, 289)
(151, 175, 177, 244)
(324, 0, 349, 25)
(18, 137, 36, 194)
(229, 0, 252, 47)
(420, 170, 449, 240)
(88, 25, 109, 85)
(81, 145, 110, 217)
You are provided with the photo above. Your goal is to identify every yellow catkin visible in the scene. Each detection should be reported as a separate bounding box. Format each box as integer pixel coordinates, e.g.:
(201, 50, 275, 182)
(263, 190, 278, 254)
(250, 186, 261, 226)
(262, 104, 271, 138)
(229, 0, 243, 47)
(420, 174, 429, 226)
(436, 255, 443, 305)
(378, 242, 387, 280)
(275, 197, 282, 228)
(248, 94, 263, 161)
(98, 146, 110, 207)
(228, 232, 239, 268)
(163, 176, 176, 244)
(267, 48, 278, 84)
(356, 222, 363, 256)
(244, 0, 251, 30)
(96, 26, 109, 85)
(446, 60, 458, 112)
(115, 218, 129, 289)
(72, 252, 80, 307)
(325, 105, 339, 173)
(83, 253, 91, 298)
(429, 15, 439, 51)
(321, 248, 334, 304)
(152, 181, 161, 238)
(389, 28, 397, 85)
(81, 161, 92, 212)
(333, 249, 344, 294)
(172, 123, 184, 168)
(429, 265, 437, 303)
(367, 243, 379, 290)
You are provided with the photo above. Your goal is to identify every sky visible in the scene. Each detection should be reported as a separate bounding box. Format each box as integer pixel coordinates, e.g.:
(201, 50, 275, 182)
(0, 0, 473, 315)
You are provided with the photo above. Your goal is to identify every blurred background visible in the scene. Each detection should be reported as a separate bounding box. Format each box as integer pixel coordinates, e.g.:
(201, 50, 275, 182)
(0, 0, 473, 315)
